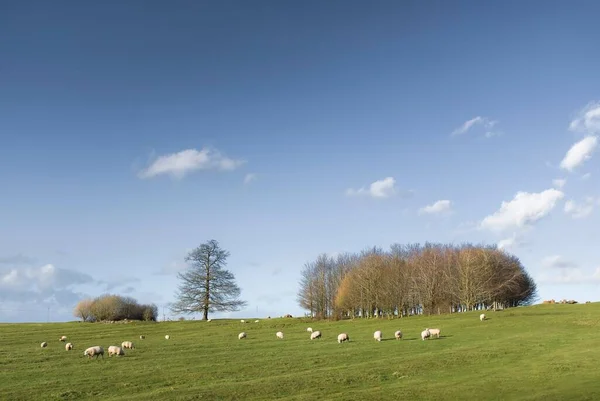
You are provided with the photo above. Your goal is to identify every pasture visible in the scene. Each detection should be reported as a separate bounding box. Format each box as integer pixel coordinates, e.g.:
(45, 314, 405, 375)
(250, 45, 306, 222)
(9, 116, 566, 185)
(1, 303, 599, 400)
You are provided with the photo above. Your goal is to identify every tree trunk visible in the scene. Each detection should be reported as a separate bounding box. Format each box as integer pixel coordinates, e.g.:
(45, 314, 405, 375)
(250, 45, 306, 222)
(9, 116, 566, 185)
(204, 265, 210, 320)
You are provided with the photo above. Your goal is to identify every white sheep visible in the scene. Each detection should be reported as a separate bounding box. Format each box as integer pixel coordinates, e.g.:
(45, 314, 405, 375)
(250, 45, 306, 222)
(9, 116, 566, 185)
(427, 328, 441, 338)
(306, 327, 313, 333)
(337, 333, 350, 343)
(394, 330, 402, 340)
(108, 345, 124, 357)
(238, 332, 247, 340)
(165, 335, 170, 340)
(276, 331, 284, 339)
(121, 341, 134, 349)
(207, 318, 212, 322)
(139, 335, 145, 340)
(310, 330, 321, 340)
(480, 313, 486, 321)
(84, 346, 104, 359)
(65, 342, 73, 351)
(255, 320, 259, 323)
(373, 330, 383, 342)
(421, 329, 431, 341)
(40, 342, 48, 348)
(59, 336, 67, 342)
(240, 319, 245, 323)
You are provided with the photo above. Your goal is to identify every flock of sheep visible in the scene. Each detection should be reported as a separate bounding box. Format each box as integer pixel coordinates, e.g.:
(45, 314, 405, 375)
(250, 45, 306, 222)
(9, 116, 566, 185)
(238, 314, 487, 343)
(40, 334, 146, 359)
(38, 313, 488, 358)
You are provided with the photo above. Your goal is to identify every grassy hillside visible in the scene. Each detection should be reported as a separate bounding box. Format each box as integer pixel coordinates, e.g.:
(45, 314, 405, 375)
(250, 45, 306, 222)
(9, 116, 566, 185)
(1, 304, 599, 401)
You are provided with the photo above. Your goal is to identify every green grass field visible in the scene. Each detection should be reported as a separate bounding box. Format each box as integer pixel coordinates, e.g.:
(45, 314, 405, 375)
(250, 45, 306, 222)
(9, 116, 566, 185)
(1, 304, 599, 401)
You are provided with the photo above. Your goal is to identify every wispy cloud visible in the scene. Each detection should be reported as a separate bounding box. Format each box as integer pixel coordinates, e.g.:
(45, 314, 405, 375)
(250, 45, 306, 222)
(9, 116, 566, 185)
(569, 101, 600, 135)
(538, 267, 600, 285)
(451, 116, 498, 137)
(0, 254, 37, 265)
(581, 172, 591, 180)
(564, 197, 597, 219)
(418, 200, 452, 215)
(155, 260, 188, 276)
(536, 256, 599, 286)
(541, 255, 578, 269)
(480, 188, 564, 232)
(244, 173, 257, 185)
(346, 177, 406, 199)
(552, 178, 567, 189)
(559, 136, 598, 172)
(139, 147, 245, 179)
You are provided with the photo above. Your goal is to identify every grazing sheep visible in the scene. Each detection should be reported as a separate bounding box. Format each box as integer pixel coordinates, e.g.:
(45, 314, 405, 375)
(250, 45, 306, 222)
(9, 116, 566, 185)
(240, 319, 245, 323)
(310, 330, 321, 340)
(207, 319, 212, 322)
(276, 331, 284, 339)
(374, 330, 383, 342)
(65, 342, 73, 351)
(307, 327, 313, 333)
(255, 320, 259, 323)
(427, 328, 441, 338)
(238, 332, 247, 340)
(40, 342, 48, 348)
(165, 335, 170, 340)
(480, 313, 486, 321)
(84, 346, 104, 359)
(108, 345, 124, 357)
(421, 329, 431, 341)
(139, 335, 145, 340)
(394, 330, 402, 340)
(59, 336, 67, 342)
(337, 333, 350, 343)
(121, 341, 134, 349)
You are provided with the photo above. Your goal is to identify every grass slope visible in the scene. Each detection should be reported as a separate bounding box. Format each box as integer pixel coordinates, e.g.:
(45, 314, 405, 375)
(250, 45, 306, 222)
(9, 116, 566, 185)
(1, 304, 599, 401)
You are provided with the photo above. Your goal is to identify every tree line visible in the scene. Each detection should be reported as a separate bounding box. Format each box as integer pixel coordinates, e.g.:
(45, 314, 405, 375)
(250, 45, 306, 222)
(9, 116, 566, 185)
(297, 242, 537, 319)
(73, 294, 159, 322)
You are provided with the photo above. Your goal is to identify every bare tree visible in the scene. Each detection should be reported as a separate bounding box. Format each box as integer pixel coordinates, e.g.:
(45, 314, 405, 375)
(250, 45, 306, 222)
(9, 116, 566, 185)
(73, 299, 93, 322)
(170, 239, 247, 320)
(298, 242, 537, 319)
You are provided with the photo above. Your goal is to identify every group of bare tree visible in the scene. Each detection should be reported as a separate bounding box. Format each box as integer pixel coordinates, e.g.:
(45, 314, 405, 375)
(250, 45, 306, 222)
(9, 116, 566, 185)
(74, 294, 158, 322)
(298, 243, 537, 319)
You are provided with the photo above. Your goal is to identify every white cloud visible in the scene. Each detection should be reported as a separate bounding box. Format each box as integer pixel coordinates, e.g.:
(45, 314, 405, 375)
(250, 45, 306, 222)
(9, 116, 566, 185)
(569, 101, 600, 134)
(346, 177, 397, 199)
(484, 131, 502, 139)
(139, 147, 245, 179)
(581, 172, 591, 180)
(418, 200, 452, 215)
(0, 264, 95, 305)
(559, 136, 598, 172)
(538, 267, 600, 285)
(244, 173, 257, 185)
(564, 197, 596, 219)
(552, 178, 567, 189)
(541, 255, 577, 269)
(480, 188, 564, 232)
(451, 116, 498, 137)
(496, 233, 528, 251)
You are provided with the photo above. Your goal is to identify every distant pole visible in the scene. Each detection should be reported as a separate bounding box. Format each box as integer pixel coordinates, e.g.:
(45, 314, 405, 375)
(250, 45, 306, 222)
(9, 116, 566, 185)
(47, 307, 50, 323)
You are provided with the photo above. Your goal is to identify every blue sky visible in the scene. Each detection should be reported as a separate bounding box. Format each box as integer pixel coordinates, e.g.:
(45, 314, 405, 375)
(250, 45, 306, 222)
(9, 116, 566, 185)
(1, 1, 600, 322)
